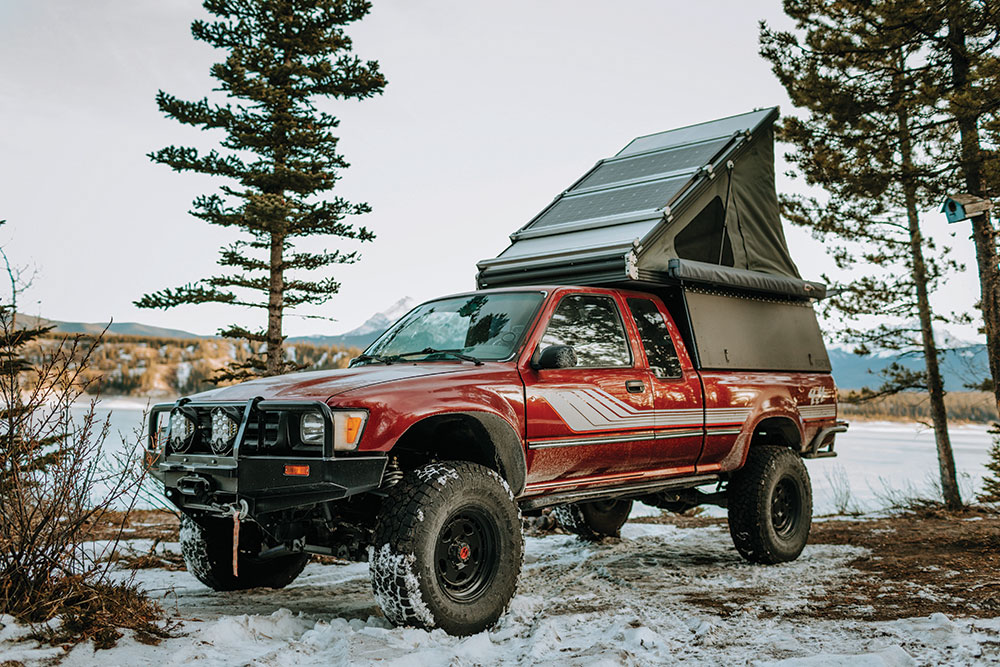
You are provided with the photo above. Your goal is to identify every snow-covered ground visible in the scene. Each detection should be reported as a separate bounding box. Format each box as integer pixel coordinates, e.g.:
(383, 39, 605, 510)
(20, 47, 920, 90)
(2, 522, 997, 666)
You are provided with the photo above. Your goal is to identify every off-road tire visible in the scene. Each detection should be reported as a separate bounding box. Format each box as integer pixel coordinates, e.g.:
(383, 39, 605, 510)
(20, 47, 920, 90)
(369, 461, 523, 636)
(552, 498, 633, 539)
(179, 515, 309, 591)
(727, 445, 812, 564)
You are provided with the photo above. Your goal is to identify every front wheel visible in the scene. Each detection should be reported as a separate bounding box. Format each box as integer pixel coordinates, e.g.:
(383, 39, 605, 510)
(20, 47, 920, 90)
(727, 446, 812, 564)
(179, 515, 309, 591)
(369, 462, 523, 636)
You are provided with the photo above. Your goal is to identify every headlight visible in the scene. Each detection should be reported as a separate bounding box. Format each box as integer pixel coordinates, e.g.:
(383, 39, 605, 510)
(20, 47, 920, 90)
(169, 411, 195, 452)
(300, 410, 367, 451)
(211, 408, 239, 455)
(300, 412, 326, 445)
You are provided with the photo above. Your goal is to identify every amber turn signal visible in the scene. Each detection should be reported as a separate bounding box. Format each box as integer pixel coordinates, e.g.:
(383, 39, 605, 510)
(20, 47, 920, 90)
(284, 464, 310, 477)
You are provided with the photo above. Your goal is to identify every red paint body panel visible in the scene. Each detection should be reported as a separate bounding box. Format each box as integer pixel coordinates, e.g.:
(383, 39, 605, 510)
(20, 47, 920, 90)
(188, 285, 838, 501)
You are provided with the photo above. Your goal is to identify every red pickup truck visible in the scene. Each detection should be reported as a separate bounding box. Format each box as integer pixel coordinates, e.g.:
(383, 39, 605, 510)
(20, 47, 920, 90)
(149, 284, 843, 636)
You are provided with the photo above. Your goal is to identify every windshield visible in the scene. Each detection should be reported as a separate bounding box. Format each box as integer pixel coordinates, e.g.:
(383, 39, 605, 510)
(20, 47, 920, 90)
(361, 292, 544, 364)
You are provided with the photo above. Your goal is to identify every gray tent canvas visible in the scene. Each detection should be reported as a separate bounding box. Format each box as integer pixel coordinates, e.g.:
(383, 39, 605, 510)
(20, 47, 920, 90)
(477, 108, 825, 300)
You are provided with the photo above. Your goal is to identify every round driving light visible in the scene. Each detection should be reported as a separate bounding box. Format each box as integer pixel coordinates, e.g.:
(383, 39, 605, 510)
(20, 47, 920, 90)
(211, 408, 239, 455)
(169, 411, 195, 453)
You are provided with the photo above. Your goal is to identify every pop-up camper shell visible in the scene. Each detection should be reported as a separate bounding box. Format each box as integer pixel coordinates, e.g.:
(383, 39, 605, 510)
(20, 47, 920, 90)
(476, 108, 832, 374)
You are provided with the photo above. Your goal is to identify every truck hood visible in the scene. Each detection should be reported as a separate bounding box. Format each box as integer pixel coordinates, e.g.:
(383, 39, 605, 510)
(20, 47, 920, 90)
(186, 364, 468, 403)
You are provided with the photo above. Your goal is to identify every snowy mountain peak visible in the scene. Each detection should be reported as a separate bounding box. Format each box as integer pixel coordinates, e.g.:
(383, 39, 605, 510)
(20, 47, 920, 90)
(343, 296, 416, 337)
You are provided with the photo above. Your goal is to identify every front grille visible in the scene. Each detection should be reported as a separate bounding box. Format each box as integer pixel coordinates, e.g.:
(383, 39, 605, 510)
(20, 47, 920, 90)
(240, 411, 283, 451)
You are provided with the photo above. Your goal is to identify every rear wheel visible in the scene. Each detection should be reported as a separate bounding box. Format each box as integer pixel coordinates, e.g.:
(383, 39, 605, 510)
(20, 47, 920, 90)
(727, 446, 812, 564)
(179, 515, 309, 591)
(552, 498, 633, 540)
(369, 461, 523, 636)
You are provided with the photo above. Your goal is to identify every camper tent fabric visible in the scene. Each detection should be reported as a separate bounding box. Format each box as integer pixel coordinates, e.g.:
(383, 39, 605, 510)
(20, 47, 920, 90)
(477, 108, 810, 294)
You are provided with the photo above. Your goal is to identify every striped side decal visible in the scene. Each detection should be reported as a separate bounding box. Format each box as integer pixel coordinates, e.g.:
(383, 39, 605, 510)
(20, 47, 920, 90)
(533, 387, 751, 434)
(798, 404, 837, 420)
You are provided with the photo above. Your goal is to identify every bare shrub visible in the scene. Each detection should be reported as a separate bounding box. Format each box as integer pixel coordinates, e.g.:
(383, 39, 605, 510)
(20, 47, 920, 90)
(823, 464, 863, 516)
(0, 309, 168, 647)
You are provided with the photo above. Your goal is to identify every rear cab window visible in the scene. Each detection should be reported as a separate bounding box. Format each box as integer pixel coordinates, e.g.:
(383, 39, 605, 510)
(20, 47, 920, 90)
(626, 297, 682, 378)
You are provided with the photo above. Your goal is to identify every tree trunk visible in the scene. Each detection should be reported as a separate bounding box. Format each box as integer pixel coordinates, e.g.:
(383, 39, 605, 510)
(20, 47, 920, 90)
(948, 11, 1000, 416)
(898, 103, 962, 510)
(266, 232, 285, 376)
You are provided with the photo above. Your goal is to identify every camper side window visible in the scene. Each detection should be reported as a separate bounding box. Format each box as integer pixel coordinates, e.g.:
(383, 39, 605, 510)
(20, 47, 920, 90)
(540, 294, 631, 367)
(626, 298, 682, 379)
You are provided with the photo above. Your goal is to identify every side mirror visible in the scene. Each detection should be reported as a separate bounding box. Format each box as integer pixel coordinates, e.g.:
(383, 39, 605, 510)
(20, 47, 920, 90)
(533, 345, 577, 370)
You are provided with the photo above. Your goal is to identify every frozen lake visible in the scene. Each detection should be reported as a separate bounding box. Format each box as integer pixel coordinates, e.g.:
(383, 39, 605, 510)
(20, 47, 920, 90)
(80, 398, 995, 514)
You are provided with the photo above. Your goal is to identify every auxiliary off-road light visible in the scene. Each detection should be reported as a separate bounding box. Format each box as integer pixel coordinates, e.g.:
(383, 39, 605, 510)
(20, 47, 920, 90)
(169, 411, 195, 450)
(211, 408, 239, 454)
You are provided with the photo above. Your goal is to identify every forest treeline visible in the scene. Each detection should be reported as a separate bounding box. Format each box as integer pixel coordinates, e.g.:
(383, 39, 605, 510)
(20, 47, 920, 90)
(839, 391, 996, 424)
(24, 333, 361, 397)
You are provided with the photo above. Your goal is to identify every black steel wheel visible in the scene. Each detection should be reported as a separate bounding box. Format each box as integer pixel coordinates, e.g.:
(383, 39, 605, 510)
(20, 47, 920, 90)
(434, 507, 501, 602)
(727, 446, 813, 564)
(552, 498, 633, 540)
(369, 461, 523, 636)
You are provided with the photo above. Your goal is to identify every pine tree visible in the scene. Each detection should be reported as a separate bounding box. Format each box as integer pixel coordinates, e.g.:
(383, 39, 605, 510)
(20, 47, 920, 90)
(761, 0, 965, 508)
(980, 428, 1000, 502)
(136, 0, 386, 380)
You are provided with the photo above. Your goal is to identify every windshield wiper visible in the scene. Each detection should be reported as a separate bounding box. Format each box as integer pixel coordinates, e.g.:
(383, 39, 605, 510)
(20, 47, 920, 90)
(350, 353, 397, 367)
(393, 347, 484, 366)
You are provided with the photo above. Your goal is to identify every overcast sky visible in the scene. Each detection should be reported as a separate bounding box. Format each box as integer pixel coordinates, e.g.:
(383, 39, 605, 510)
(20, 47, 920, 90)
(0, 0, 982, 341)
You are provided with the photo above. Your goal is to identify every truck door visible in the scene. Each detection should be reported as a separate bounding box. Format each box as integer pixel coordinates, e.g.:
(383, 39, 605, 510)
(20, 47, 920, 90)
(521, 292, 657, 490)
(624, 297, 704, 473)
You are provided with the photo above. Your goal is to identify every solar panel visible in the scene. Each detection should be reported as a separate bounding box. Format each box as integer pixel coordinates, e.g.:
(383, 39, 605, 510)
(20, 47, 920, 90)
(530, 176, 690, 229)
(573, 137, 731, 192)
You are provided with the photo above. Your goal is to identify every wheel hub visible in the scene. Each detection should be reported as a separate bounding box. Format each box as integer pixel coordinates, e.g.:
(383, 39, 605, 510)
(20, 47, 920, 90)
(771, 478, 800, 536)
(434, 507, 500, 602)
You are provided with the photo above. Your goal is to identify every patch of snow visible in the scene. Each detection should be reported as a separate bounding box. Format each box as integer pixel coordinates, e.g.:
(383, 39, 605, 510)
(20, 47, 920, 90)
(415, 463, 460, 487)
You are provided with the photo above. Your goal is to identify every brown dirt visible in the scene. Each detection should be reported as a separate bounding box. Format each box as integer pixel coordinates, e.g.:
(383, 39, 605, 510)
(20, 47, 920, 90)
(83, 509, 180, 542)
(807, 507, 1000, 620)
(634, 506, 1000, 621)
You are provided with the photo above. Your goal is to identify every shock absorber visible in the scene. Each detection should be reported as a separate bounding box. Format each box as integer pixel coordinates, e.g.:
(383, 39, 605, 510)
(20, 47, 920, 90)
(382, 457, 403, 488)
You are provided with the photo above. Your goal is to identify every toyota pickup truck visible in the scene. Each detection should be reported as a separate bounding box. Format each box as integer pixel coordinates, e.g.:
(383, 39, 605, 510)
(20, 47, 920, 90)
(148, 283, 844, 636)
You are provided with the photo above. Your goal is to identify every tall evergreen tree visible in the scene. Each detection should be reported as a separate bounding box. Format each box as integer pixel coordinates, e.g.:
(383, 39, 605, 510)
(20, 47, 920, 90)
(136, 0, 386, 380)
(936, 1, 1000, 410)
(761, 0, 965, 508)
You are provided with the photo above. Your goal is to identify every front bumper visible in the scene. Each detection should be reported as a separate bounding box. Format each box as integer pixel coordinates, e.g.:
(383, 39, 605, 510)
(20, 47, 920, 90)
(148, 399, 387, 516)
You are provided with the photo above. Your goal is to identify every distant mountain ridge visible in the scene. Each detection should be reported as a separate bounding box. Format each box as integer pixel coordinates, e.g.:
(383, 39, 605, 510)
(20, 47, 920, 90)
(828, 344, 986, 390)
(18, 296, 419, 349)
(287, 296, 416, 349)
(16, 313, 208, 340)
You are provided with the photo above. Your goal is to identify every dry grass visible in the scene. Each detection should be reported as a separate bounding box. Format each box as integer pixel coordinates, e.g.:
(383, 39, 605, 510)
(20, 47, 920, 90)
(838, 390, 996, 423)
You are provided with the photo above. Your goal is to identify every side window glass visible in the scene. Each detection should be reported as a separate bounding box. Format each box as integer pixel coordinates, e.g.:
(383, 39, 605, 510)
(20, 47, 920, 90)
(540, 294, 631, 367)
(627, 298, 682, 379)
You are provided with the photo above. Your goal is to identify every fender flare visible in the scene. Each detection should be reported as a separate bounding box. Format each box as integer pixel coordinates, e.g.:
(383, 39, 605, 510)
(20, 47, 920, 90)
(460, 411, 527, 497)
(396, 410, 527, 497)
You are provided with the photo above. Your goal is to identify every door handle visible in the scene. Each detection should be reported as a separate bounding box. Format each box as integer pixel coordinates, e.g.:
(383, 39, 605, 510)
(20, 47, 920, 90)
(625, 380, 645, 394)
